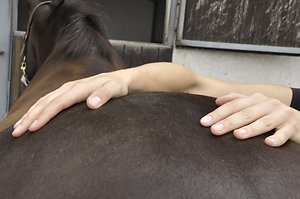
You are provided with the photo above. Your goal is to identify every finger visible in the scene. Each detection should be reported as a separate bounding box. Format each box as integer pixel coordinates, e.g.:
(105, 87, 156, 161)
(28, 83, 93, 132)
(215, 93, 246, 106)
(264, 126, 293, 147)
(232, 112, 285, 139)
(86, 80, 126, 109)
(14, 81, 74, 126)
(12, 82, 76, 136)
(200, 94, 265, 127)
(12, 116, 34, 137)
(13, 118, 23, 129)
(29, 79, 119, 131)
(212, 99, 279, 135)
(12, 96, 61, 137)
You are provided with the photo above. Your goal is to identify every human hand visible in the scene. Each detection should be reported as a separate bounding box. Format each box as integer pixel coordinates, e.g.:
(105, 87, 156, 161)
(200, 93, 300, 147)
(12, 70, 130, 137)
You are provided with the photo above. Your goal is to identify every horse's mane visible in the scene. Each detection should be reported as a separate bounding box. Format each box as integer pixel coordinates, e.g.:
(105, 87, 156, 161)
(45, 0, 121, 67)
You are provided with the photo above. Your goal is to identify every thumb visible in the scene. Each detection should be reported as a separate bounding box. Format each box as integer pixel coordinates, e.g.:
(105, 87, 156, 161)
(87, 95, 103, 109)
(86, 80, 126, 109)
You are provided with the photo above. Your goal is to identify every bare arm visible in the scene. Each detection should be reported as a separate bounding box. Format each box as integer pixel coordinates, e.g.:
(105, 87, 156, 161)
(126, 62, 293, 105)
(12, 62, 298, 147)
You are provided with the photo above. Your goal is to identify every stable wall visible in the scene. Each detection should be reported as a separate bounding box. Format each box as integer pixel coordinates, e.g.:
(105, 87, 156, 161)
(173, 48, 300, 88)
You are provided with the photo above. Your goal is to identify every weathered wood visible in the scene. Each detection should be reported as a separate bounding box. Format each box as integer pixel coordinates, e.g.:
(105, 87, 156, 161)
(111, 40, 172, 67)
(183, 0, 300, 48)
(10, 32, 25, 109)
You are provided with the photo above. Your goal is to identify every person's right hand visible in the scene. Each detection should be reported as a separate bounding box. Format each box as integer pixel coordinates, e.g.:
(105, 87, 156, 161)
(12, 70, 130, 137)
(200, 93, 300, 147)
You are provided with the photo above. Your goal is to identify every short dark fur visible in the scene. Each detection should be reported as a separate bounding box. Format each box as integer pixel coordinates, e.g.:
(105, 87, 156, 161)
(26, 0, 122, 80)
(1, 93, 300, 198)
(48, 0, 113, 60)
(0, 0, 299, 198)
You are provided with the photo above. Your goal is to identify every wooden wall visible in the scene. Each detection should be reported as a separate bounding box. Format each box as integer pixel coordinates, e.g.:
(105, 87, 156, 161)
(182, 0, 300, 48)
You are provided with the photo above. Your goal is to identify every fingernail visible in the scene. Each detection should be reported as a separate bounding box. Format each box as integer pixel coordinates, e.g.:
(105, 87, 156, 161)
(212, 123, 224, 131)
(237, 129, 248, 137)
(267, 137, 277, 146)
(14, 119, 23, 129)
(200, 115, 213, 125)
(91, 96, 102, 107)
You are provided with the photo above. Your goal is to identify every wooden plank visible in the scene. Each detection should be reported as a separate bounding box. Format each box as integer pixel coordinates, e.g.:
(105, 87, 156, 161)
(183, 0, 300, 48)
(111, 40, 173, 67)
(10, 32, 25, 109)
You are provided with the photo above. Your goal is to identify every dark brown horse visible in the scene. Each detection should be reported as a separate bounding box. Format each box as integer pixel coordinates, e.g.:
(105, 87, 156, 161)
(0, 0, 299, 198)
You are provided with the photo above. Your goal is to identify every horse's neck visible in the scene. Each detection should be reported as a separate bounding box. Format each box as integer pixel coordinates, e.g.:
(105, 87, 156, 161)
(0, 60, 114, 132)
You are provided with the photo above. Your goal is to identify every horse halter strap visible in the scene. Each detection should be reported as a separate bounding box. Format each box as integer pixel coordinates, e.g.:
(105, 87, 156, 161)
(20, 1, 52, 87)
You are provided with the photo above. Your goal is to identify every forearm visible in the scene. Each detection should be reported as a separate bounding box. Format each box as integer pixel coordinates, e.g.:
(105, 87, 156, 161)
(116, 62, 292, 105)
(125, 62, 200, 93)
(230, 83, 292, 105)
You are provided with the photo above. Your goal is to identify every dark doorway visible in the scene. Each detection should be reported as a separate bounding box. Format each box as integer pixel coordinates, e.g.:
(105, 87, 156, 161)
(18, 0, 165, 43)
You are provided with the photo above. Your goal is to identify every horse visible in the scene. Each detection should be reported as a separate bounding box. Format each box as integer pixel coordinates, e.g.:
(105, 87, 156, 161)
(0, 0, 299, 198)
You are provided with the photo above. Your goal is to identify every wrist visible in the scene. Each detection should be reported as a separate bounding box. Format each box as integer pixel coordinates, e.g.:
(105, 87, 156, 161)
(113, 67, 139, 94)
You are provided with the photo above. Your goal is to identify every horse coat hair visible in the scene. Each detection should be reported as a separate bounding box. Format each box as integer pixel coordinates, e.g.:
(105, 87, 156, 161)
(0, 0, 299, 198)
(0, 93, 300, 198)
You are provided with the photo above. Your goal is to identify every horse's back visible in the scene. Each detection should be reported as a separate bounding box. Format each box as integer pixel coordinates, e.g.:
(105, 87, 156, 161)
(0, 93, 299, 198)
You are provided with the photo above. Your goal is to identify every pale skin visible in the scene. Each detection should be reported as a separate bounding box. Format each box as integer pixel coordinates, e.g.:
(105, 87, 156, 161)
(12, 62, 300, 147)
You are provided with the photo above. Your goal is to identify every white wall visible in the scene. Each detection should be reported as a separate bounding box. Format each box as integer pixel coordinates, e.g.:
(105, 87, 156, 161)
(173, 48, 300, 88)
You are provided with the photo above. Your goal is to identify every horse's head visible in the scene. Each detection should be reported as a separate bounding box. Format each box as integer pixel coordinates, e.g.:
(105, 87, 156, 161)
(24, 0, 123, 81)
(0, 0, 124, 132)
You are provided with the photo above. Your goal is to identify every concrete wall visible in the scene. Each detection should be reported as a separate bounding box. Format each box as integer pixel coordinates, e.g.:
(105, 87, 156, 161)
(173, 48, 300, 88)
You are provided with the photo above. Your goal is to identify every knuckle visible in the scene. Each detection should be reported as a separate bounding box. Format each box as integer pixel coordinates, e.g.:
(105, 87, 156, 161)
(100, 87, 111, 99)
(224, 102, 239, 112)
(261, 117, 274, 129)
(268, 98, 281, 107)
(103, 80, 120, 93)
(285, 106, 295, 117)
(228, 92, 237, 96)
(50, 98, 68, 111)
(252, 92, 262, 97)
(72, 82, 86, 91)
(61, 81, 74, 88)
(108, 80, 122, 92)
(37, 97, 51, 107)
(288, 120, 299, 133)
(39, 94, 50, 102)
(252, 92, 265, 99)
(219, 119, 233, 130)
(240, 109, 253, 121)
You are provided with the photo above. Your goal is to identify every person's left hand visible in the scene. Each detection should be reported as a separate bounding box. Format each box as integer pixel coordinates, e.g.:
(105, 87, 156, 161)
(200, 93, 300, 147)
(12, 70, 130, 137)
